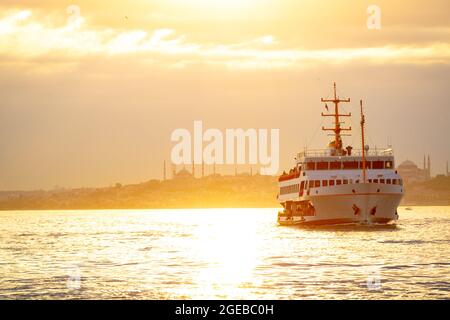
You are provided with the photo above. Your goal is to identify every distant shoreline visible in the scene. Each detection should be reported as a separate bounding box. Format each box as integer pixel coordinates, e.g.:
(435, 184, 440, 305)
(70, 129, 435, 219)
(1, 175, 449, 211)
(1, 200, 448, 211)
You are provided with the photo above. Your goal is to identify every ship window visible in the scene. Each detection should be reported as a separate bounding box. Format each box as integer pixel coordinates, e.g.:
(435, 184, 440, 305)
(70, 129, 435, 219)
(343, 179, 349, 184)
(368, 179, 372, 183)
(315, 181, 320, 188)
(330, 161, 341, 170)
(306, 162, 316, 170)
(322, 180, 328, 187)
(309, 180, 315, 188)
(385, 161, 393, 169)
(329, 180, 335, 186)
(343, 161, 359, 169)
(387, 179, 391, 184)
(336, 180, 342, 185)
(355, 179, 360, 183)
(380, 179, 385, 184)
(300, 181, 305, 190)
(360, 161, 372, 169)
(373, 179, 379, 183)
(316, 161, 329, 170)
(372, 161, 384, 169)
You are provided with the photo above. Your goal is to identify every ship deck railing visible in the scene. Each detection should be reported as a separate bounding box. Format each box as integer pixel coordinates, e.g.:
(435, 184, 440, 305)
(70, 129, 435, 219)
(297, 148, 394, 158)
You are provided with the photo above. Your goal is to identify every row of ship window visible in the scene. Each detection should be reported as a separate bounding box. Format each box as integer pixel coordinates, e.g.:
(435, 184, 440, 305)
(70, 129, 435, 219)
(302, 160, 393, 171)
(279, 178, 403, 195)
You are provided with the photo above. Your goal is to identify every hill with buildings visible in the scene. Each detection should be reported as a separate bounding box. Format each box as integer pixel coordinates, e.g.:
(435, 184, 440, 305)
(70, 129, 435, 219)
(402, 175, 450, 205)
(0, 174, 279, 210)
(396, 157, 450, 205)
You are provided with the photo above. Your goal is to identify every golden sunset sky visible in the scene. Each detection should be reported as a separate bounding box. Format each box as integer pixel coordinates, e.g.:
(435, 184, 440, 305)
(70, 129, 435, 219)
(0, 0, 449, 189)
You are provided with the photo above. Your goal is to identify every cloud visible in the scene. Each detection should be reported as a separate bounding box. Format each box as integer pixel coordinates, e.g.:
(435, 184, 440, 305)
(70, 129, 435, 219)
(0, 9, 449, 72)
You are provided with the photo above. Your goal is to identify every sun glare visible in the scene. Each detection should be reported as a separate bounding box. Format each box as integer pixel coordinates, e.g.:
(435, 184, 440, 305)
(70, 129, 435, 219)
(192, 209, 263, 299)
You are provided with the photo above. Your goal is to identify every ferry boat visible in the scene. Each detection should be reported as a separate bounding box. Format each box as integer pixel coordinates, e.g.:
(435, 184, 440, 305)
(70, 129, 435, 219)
(277, 83, 404, 226)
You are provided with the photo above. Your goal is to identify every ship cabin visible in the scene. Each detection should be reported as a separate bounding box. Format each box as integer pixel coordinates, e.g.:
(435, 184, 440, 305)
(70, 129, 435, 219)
(278, 148, 403, 198)
(295, 148, 395, 173)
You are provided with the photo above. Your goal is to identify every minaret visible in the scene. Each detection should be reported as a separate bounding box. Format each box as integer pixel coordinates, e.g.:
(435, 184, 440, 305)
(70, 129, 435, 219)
(446, 161, 449, 177)
(213, 162, 216, 176)
(201, 161, 204, 178)
(163, 160, 166, 181)
(192, 162, 195, 178)
(427, 155, 431, 179)
(423, 154, 426, 171)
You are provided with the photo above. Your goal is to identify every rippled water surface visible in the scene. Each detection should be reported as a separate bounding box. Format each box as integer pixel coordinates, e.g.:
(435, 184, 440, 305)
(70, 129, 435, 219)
(0, 207, 449, 299)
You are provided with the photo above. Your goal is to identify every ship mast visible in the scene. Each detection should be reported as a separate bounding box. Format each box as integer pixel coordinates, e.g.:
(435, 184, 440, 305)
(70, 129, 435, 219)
(321, 82, 351, 156)
(360, 100, 367, 183)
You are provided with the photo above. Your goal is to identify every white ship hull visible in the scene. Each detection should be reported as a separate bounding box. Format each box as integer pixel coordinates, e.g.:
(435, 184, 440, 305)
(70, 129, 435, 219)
(278, 183, 403, 226)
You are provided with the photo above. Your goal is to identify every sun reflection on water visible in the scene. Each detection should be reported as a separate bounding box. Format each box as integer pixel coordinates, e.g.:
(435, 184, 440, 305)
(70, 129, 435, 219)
(190, 209, 263, 298)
